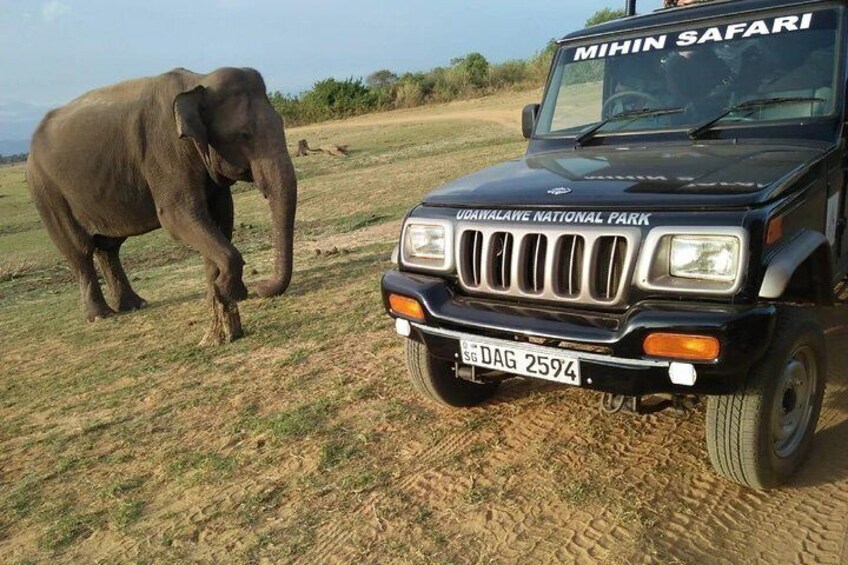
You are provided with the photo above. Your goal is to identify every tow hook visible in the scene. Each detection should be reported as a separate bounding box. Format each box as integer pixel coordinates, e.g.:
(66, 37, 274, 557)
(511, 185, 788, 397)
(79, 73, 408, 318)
(600, 393, 699, 415)
(455, 364, 487, 384)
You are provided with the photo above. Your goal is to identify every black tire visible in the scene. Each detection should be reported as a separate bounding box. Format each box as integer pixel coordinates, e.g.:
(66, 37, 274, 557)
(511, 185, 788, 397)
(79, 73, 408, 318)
(404, 339, 499, 408)
(706, 308, 827, 489)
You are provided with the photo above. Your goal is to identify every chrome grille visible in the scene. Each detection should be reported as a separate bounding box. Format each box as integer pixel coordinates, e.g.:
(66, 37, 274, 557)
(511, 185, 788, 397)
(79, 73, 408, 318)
(490, 232, 513, 290)
(456, 224, 640, 307)
(520, 234, 547, 294)
(554, 234, 584, 298)
(459, 230, 484, 287)
(595, 236, 628, 301)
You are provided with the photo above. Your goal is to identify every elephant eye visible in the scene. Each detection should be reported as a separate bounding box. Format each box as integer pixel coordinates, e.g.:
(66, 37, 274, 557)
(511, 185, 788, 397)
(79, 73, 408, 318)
(238, 131, 253, 142)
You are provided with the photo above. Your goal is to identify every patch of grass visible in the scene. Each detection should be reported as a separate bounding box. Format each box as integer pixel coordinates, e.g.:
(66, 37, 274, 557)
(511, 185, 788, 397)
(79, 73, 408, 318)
(6, 478, 43, 518)
(38, 506, 104, 552)
(231, 402, 262, 433)
(110, 499, 144, 529)
(268, 398, 335, 439)
(56, 456, 82, 475)
(319, 435, 362, 470)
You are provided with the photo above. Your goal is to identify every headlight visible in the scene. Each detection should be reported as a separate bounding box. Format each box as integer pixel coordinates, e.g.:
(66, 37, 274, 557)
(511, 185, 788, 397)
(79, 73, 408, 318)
(406, 224, 445, 260)
(401, 219, 454, 271)
(637, 227, 747, 295)
(669, 236, 740, 282)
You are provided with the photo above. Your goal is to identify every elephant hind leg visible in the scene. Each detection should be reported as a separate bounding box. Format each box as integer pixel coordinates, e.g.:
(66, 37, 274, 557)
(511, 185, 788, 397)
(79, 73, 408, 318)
(29, 182, 113, 321)
(93, 236, 147, 312)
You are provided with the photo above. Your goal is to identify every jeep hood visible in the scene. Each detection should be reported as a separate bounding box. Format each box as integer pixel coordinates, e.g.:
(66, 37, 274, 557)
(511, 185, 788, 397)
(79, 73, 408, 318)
(423, 143, 826, 209)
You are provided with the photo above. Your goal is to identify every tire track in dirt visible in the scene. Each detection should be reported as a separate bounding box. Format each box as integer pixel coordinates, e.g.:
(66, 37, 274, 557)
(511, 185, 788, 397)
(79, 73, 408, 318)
(633, 321, 848, 564)
(299, 320, 848, 563)
(297, 380, 667, 563)
(295, 382, 581, 563)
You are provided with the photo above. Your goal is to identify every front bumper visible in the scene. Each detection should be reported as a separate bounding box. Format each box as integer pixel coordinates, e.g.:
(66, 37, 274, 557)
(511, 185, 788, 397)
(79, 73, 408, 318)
(381, 270, 778, 395)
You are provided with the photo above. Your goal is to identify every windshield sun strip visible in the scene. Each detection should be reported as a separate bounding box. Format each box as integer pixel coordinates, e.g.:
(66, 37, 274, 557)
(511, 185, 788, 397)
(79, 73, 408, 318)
(557, 1, 842, 50)
(535, 5, 843, 140)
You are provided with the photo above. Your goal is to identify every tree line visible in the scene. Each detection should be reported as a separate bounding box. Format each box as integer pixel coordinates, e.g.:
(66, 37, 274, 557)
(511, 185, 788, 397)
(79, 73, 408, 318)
(0, 154, 28, 165)
(268, 47, 559, 128)
(269, 8, 627, 127)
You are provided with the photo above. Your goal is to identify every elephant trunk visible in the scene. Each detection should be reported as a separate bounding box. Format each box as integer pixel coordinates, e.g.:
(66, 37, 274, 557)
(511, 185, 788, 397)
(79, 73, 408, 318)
(253, 150, 297, 298)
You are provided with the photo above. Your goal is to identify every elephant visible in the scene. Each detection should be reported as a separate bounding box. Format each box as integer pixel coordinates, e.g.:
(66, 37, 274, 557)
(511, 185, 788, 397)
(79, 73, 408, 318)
(26, 67, 297, 336)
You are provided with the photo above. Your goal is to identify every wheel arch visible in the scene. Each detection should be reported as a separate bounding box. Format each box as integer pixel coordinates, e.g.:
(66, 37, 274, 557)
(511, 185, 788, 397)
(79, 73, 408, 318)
(759, 230, 835, 306)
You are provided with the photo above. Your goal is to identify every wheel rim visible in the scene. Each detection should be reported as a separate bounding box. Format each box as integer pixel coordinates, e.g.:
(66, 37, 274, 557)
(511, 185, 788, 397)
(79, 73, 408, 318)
(771, 345, 818, 458)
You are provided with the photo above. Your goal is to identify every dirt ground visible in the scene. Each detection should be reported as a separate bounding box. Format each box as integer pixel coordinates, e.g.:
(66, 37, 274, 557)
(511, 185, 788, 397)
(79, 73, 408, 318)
(0, 90, 846, 564)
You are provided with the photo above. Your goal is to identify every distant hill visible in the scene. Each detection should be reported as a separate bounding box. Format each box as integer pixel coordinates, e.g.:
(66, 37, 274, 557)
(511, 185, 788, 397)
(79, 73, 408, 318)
(0, 100, 49, 157)
(0, 139, 30, 156)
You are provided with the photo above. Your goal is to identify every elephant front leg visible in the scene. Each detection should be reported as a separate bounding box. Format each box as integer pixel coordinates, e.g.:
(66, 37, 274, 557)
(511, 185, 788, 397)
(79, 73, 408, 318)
(197, 188, 243, 346)
(158, 201, 249, 303)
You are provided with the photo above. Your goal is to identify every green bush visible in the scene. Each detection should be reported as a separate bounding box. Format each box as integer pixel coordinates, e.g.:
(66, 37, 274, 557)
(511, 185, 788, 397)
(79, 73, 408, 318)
(432, 66, 473, 102)
(302, 77, 377, 119)
(489, 60, 530, 89)
(395, 81, 425, 108)
(450, 52, 490, 88)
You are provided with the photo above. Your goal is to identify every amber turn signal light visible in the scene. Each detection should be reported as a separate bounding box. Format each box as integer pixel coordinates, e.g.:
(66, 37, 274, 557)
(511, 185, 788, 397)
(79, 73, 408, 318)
(389, 294, 425, 321)
(643, 333, 720, 361)
(766, 215, 783, 245)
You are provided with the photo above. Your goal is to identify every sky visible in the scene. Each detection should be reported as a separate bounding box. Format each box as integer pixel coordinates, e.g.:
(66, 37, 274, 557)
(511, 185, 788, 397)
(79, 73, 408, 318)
(0, 0, 664, 144)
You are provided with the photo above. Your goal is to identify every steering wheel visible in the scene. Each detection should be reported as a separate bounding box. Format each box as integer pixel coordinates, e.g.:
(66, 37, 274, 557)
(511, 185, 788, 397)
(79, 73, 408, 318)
(602, 91, 662, 116)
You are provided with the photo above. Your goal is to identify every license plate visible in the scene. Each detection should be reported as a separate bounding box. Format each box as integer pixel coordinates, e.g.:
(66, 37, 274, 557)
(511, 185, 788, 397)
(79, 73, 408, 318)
(459, 339, 581, 386)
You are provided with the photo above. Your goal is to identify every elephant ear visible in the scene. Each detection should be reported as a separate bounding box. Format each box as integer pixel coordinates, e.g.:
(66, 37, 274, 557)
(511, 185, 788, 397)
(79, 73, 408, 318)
(173, 85, 209, 160)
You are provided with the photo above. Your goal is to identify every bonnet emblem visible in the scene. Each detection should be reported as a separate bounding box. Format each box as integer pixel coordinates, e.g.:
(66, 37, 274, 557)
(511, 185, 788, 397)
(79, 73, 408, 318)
(547, 187, 573, 196)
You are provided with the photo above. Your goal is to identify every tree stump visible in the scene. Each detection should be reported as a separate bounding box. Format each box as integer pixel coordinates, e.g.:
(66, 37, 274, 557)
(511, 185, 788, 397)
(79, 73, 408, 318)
(199, 288, 243, 346)
(295, 139, 349, 157)
(322, 144, 350, 157)
(296, 139, 312, 157)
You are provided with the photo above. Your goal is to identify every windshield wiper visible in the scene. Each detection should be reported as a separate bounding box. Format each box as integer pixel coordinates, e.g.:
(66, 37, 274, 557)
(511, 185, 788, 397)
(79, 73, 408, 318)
(574, 106, 685, 147)
(688, 97, 825, 140)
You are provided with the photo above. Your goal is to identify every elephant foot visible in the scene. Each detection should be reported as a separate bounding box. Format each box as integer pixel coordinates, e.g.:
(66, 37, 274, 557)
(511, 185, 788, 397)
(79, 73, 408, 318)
(199, 289, 244, 347)
(216, 276, 248, 303)
(117, 293, 148, 312)
(85, 302, 115, 322)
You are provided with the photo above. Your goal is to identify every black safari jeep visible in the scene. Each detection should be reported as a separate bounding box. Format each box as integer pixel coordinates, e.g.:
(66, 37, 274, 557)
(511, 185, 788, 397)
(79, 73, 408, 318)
(381, 0, 848, 489)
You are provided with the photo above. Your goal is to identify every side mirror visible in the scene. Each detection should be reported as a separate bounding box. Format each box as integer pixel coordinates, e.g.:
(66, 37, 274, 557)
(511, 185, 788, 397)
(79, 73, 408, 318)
(522, 104, 540, 139)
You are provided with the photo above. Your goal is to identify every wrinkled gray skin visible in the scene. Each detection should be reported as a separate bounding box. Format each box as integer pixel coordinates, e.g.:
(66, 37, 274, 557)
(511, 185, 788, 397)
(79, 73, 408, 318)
(27, 67, 297, 321)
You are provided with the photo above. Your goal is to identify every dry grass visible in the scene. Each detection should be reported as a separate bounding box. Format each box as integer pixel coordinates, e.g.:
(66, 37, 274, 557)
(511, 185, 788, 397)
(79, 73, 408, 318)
(0, 258, 38, 282)
(0, 89, 846, 564)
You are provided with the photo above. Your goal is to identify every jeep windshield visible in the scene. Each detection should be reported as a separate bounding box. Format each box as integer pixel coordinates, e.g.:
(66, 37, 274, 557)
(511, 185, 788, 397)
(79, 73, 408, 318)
(535, 7, 842, 140)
